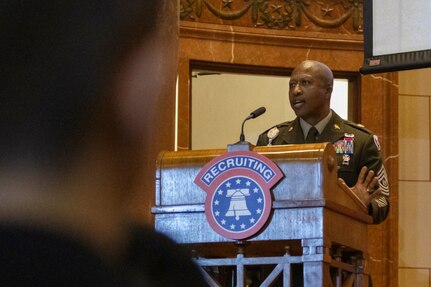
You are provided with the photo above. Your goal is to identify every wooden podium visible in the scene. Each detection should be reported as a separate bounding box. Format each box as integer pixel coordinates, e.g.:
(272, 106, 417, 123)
(152, 143, 372, 287)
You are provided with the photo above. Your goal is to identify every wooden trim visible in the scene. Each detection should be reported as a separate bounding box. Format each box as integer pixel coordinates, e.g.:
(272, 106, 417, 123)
(181, 21, 364, 51)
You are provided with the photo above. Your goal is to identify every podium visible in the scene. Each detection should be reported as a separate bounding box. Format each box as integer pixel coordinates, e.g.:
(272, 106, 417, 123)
(152, 143, 372, 286)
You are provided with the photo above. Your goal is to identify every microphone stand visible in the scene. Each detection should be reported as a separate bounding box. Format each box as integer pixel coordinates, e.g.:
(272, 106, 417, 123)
(227, 107, 266, 152)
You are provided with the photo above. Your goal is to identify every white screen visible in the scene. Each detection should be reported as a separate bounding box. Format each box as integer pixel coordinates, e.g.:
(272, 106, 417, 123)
(373, 0, 431, 56)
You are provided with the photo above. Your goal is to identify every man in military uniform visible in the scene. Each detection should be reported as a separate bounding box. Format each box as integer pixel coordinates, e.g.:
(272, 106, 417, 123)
(257, 60, 389, 224)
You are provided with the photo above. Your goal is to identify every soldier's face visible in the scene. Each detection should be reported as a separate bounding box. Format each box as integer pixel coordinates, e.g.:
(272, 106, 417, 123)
(288, 63, 331, 125)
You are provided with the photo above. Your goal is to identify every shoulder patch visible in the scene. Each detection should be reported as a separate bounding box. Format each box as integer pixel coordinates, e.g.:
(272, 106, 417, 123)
(373, 135, 381, 151)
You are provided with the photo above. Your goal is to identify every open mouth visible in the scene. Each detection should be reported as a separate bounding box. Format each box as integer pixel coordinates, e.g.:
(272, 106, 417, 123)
(292, 99, 304, 109)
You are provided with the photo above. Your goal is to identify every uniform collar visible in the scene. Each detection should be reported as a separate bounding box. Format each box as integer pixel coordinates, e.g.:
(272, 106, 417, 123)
(299, 110, 332, 141)
(318, 111, 346, 143)
(279, 110, 346, 144)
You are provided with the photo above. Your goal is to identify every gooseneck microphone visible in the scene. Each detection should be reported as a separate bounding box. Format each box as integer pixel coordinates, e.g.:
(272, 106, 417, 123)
(239, 106, 266, 142)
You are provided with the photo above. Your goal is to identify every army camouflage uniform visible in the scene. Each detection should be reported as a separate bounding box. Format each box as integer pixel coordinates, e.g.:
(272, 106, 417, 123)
(256, 111, 389, 224)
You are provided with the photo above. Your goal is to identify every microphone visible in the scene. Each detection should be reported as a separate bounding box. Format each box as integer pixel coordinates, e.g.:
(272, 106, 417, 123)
(239, 107, 266, 142)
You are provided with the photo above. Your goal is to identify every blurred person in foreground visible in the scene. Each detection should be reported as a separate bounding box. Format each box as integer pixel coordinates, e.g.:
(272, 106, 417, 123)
(257, 60, 389, 224)
(0, 1, 206, 286)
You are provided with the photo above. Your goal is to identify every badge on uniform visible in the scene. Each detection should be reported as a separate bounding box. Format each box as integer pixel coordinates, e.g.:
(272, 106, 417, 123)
(342, 154, 350, 165)
(333, 133, 355, 166)
(344, 139, 354, 154)
(333, 140, 345, 154)
(344, 133, 354, 155)
(267, 127, 279, 146)
(333, 133, 354, 154)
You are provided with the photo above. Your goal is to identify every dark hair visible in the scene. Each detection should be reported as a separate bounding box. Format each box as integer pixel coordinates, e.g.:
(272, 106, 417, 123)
(0, 1, 159, 170)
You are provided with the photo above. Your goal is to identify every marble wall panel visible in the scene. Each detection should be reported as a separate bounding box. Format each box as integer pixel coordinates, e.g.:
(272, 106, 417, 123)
(399, 268, 429, 287)
(398, 96, 430, 181)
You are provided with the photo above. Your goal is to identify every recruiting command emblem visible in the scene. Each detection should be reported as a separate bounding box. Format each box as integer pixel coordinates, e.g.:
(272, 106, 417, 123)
(194, 151, 283, 240)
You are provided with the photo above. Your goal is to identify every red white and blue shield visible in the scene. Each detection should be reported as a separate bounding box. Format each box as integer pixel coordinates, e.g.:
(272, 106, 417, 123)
(194, 150, 284, 240)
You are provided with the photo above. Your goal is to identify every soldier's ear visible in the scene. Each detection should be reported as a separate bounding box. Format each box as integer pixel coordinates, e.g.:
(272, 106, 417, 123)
(325, 85, 333, 99)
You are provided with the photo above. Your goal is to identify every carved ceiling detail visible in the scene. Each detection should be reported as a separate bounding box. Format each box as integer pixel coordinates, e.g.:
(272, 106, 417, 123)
(180, 0, 363, 32)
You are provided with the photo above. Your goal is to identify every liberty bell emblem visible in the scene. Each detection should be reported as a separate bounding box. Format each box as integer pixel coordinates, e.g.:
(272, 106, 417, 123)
(225, 188, 252, 220)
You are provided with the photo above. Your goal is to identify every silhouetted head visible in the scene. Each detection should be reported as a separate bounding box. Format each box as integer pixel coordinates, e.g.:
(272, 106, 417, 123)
(0, 1, 159, 173)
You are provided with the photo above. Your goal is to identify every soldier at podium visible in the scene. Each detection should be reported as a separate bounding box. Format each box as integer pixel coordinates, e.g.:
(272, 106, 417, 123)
(257, 60, 389, 224)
